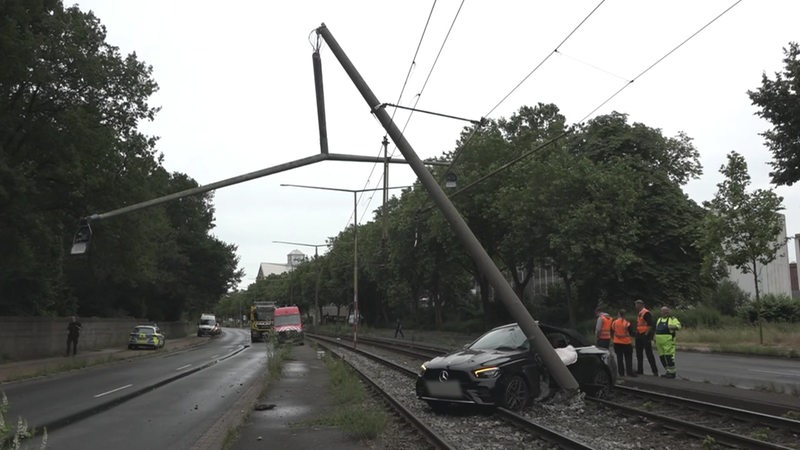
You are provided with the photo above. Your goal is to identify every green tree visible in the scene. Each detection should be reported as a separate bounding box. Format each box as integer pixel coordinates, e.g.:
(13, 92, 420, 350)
(748, 42, 800, 186)
(0, 1, 241, 318)
(701, 151, 785, 343)
(0, 1, 161, 315)
(571, 112, 707, 310)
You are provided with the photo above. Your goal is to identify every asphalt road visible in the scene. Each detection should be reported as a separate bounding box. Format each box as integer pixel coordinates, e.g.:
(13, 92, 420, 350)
(670, 350, 800, 394)
(6, 328, 267, 450)
(3, 328, 798, 449)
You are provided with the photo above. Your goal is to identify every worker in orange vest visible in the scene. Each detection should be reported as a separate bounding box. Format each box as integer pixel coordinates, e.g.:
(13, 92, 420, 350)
(611, 309, 636, 377)
(594, 306, 613, 349)
(634, 299, 659, 376)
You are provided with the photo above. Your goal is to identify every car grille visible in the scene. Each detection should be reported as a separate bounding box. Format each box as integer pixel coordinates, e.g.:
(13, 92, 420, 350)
(422, 368, 469, 383)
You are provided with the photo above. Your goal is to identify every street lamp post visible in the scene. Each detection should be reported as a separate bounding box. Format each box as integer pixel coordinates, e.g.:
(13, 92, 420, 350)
(273, 240, 328, 326)
(281, 183, 410, 349)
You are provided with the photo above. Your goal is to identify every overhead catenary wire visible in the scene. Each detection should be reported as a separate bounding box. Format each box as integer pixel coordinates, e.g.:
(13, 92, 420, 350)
(441, 0, 607, 179)
(345, 0, 441, 231)
(422, 0, 744, 210)
(329, 1, 744, 230)
(578, 0, 743, 123)
(350, 0, 464, 228)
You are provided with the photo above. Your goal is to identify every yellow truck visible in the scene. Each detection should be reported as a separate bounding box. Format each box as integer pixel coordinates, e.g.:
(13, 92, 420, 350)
(250, 301, 277, 342)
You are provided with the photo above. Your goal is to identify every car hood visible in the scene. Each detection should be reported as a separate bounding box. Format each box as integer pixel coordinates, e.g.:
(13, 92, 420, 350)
(424, 348, 522, 371)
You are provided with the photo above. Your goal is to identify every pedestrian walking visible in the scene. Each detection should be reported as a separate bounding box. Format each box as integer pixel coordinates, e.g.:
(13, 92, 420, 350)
(594, 306, 613, 349)
(66, 316, 82, 356)
(394, 318, 404, 339)
(633, 299, 659, 376)
(655, 306, 682, 378)
(611, 309, 636, 377)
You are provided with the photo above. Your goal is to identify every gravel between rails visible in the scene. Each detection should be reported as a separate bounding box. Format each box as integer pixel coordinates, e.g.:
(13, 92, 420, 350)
(332, 340, 720, 450)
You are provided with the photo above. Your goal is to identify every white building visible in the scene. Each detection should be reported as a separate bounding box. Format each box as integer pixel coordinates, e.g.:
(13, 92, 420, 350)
(726, 215, 793, 299)
(256, 250, 307, 280)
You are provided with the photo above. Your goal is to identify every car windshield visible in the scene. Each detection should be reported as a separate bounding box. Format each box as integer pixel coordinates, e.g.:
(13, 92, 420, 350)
(133, 327, 154, 335)
(469, 326, 528, 351)
(274, 314, 301, 326)
(200, 319, 215, 326)
(254, 308, 274, 321)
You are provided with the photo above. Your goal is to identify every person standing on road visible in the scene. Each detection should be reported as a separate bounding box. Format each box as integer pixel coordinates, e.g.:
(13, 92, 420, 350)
(634, 299, 659, 376)
(594, 306, 613, 349)
(66, 316, 82, 356)
(655, 306, 682, 378)
(394, 318, 404, 339)
(611, 309, 636, 378)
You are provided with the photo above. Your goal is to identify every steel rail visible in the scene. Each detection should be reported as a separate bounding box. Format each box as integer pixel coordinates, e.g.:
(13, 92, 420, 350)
(616, 384, 800, 429)
(310, 334, 595, 450)
(314, 339, 455, 450)
(589, 397, 796, 450)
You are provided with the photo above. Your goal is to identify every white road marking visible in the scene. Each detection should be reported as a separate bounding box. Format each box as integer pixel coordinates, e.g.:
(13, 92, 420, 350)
(749, 369, 800, 376)
(94, 384, 132, 398)
(176, 364, 192, 371)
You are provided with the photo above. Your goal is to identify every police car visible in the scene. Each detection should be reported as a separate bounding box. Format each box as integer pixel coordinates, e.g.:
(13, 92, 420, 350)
(128, 325, 166, 350)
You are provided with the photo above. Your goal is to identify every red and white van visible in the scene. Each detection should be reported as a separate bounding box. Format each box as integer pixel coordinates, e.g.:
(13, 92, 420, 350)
(273, 306, 304, 344)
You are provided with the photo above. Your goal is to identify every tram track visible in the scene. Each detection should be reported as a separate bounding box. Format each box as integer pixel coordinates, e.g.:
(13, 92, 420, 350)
(309, 331, 800, 449)
(311, 333, 609, 449)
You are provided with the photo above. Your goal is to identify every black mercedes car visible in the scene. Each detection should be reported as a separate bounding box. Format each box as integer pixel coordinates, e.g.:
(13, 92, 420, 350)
(416, 323, 615, 411)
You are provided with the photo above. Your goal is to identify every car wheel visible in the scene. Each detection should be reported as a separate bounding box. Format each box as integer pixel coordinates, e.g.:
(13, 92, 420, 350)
(501, 375, 529, 411)
(588, 369, 613, 398)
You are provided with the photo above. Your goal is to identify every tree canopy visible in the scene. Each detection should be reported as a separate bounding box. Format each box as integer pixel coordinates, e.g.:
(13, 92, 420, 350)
(700, 151, 785, 297)
(224, 105, 711, 331)
(748, 41, 800, 186)
(0, 0, 241, 319)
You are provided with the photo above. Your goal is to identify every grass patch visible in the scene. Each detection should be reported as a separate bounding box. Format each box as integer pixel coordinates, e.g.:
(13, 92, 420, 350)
(679, 322, 800, 358)
(784, 410, 800, 420)
(302, 353, 388, 440)
(1, 392, 47, 450)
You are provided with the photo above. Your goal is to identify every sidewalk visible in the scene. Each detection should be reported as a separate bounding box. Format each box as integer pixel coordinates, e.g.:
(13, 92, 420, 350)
(229, 344, 368, 450)
(0, 336, 205, 383)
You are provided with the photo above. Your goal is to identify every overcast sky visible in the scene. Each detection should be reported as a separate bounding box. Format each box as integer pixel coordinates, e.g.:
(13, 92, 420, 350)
(75, 1, 799, 285)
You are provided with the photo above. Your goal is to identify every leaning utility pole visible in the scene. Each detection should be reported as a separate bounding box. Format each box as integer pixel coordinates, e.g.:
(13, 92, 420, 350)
(315, 23, 579, 394)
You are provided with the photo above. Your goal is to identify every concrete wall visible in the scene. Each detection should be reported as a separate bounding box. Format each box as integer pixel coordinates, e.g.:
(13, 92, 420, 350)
(0, 317, 194, 362)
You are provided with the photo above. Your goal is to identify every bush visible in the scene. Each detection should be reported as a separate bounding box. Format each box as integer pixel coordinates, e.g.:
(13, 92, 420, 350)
(738, 294, 800, 323)
(707, 280, 750, 316)
(675, 305, 723, 328)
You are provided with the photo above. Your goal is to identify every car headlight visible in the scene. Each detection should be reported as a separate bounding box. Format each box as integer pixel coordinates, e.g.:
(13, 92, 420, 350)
(473, 366, 501, 379)
(419, 363, 427, 377)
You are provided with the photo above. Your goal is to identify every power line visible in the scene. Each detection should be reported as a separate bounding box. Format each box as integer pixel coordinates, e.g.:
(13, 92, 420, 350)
(345, 1, 440, 231)
(578, 0, 743, 123)
(423, 0, 744, 210)
(484, 0, 607, 119)
(357, 1, 464, 224)
(442, 0, 606, 180)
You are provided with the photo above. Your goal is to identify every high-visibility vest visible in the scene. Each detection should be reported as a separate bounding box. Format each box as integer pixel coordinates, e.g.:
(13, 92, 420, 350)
(612, 318, 633, 345)
(656, 316, 682, 337)
(598, 314, 612, 340)
(637, 307, 652, 336)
